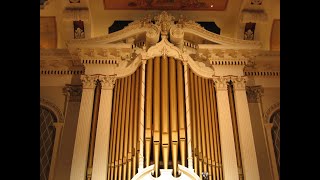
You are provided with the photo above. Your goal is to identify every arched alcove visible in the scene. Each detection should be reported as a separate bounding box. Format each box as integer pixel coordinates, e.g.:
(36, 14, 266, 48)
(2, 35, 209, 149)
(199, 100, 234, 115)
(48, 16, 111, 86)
(40, 106, 57, 180)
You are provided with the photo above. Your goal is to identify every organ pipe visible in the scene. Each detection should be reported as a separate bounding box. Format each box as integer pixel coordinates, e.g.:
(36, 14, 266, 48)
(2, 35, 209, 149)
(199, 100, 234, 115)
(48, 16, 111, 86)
(189, 70, 198, 175)
(153, 56, 161, 177)
(132, 67, 140, 176)
(145, 59, 153, 168)
(203, 79, 213, 180)
(114, 79, 125, 179)
(107, 80, 118, 180)
(213, 84, 223, 179)
(177, 60, 186, 168)
(194, 75, 203, 179)
(161, 56, 170, 171)
(169, 57, 178, 177)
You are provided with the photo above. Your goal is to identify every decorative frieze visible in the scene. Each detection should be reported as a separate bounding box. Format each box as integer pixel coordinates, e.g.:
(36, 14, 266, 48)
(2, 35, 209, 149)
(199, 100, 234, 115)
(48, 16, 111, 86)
(246, 85, 263, 103)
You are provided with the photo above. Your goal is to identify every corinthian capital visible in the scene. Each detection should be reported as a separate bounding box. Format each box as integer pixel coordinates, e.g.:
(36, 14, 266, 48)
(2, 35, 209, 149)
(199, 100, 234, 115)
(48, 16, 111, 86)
(98, 75, 117, 90)
(231, 76, 248, 90)
(80, 75, 98, 89)
(212, 76, 230, 91)
(246, 86, 264, 103)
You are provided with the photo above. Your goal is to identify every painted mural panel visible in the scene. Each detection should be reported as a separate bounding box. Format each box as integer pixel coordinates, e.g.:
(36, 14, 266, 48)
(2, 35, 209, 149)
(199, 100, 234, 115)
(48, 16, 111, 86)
(104, 0, 228, 11)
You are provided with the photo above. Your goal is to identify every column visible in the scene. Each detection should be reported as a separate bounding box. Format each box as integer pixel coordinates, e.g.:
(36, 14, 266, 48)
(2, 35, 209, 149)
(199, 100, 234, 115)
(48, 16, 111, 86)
(246, 86, 273, 180)
(231, 77, 260, 180)
(212, 76, 239, 180)
(91, 76, 116, 180)
(48, 122, 64, 180)
(138, 60, 146, 171)
(183, 63, 193, 170)
(70, 75, 97, 180)
(55, 85, 82, 180)
(264, 123, 279, 180)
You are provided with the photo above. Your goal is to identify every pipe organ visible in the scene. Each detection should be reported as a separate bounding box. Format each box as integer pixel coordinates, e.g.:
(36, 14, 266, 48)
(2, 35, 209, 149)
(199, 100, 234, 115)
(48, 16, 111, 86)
(188, 70, 223, 180)
(104, 57, 224, 179)
(68, 11, 262, 180)
(107, 67, 142, 180)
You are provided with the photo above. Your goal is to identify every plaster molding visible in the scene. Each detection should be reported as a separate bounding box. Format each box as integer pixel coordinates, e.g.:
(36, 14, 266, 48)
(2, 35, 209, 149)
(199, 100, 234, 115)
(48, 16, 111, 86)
(246, 85, 264, 103)
(63, 85, 82, 102)
(264, 102, 280, 123)
(80, 75, 98, 89)
(40, 97, 64, 123)
(62, 8, 89, 21)
(230, 76, 248, 90)
(212, 76, 231, 91)
(98, 75, 117, 90)
(240, 9, 268, 23)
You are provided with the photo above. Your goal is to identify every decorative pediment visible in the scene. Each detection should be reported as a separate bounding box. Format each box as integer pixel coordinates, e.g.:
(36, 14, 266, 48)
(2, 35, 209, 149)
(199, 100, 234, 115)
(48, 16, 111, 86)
(67, 11, 262, 53)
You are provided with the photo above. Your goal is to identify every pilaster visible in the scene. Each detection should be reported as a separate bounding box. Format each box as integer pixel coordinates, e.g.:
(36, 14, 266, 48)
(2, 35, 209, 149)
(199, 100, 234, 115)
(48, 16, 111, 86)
(70, 75, 98, 180)
(212, 76, 239, 180)
(231, 77, 260, 180)
(48, 122, 64, 180)
(91, 75, 116, 180)
(264, 123, 279, 180)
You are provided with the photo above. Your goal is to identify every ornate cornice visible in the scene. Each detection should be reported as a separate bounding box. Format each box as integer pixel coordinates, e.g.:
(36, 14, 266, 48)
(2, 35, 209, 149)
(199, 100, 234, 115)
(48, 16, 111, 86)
(244, 71, 280, 77)
(246, 85, 263, 103)
(40, 97, 64, 123)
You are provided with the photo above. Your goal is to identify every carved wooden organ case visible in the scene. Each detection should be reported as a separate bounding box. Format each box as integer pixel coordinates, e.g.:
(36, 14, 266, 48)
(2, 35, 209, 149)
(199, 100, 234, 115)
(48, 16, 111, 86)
(67, 11, 262, 180)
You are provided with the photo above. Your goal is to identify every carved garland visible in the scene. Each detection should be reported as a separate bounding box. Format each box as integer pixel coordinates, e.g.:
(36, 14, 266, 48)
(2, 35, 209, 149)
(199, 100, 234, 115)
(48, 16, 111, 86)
(40, 97, 64, 123)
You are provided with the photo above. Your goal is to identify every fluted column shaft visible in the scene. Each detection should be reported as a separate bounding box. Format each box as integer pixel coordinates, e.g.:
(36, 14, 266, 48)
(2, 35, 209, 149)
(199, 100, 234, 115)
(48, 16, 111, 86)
(231, 77, 260, 180)
(213, 77, 239, 180)
(91, 76, 116, 180)
(70, 75, 97, 180)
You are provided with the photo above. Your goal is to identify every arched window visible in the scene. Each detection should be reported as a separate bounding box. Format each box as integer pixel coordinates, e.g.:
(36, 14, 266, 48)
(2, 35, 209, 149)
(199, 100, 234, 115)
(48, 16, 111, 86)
(270, 110, 280, 174)
(40, 106, 57, 180)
